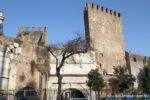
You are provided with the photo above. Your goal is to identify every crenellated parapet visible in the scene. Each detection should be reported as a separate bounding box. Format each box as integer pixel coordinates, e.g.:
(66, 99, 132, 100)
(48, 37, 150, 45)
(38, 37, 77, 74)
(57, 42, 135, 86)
(85, 3, 122, 18)
(18, 26, 48, 33)
(17, 26, 48, 45)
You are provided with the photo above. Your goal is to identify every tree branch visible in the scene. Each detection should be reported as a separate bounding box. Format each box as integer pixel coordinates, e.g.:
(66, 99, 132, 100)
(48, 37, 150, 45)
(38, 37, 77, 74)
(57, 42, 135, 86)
(49, 47, 59, 68)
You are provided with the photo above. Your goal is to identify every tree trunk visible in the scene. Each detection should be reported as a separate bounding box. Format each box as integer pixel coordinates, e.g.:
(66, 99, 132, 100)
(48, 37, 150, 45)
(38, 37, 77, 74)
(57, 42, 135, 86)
(98, 91, 100, 100)
(41, 75, 47, 100)
(57, 73, 63, 100)
(95, 91, 97, 100)
(90, 87, 92, 100)
(43, 74, 48, 100)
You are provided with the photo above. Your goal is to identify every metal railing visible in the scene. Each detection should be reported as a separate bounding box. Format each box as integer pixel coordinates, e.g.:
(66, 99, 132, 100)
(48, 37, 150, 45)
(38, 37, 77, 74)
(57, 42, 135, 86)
(69, 98, 89, 100)
(0, 96, 7, 100)
(144, 94, 150, 100)
(14, 97, 40, 100)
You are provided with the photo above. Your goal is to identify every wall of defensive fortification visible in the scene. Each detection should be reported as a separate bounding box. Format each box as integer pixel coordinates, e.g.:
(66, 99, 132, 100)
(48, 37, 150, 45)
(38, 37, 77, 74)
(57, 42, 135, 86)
(84, 3, 126, 74)
(126, 52, 150, 88)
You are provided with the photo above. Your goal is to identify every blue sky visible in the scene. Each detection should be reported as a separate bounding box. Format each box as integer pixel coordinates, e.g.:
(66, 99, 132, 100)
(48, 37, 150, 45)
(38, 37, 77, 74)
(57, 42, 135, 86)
(0, 0, 150, 56)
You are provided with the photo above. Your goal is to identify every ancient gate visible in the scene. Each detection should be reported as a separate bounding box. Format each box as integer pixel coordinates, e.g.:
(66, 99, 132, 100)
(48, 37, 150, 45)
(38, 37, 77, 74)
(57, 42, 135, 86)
(61, 88, 87, 100)
(15, 87, 40, 100)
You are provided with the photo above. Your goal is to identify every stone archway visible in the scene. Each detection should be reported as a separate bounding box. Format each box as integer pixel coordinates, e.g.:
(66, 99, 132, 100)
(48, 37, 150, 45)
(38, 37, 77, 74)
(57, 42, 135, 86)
(61, 88, 85, 100)
(15, 87, 40, 100)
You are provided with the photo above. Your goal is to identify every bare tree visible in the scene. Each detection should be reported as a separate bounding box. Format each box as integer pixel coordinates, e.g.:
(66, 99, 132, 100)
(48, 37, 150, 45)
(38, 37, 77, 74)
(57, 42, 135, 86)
(48, 35, 86, 100)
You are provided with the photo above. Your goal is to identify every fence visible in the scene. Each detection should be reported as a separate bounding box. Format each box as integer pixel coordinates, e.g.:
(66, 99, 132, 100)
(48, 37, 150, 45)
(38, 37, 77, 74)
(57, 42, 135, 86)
(14, 97, 40, 100)
(144, 94, 150, 100)
(0, 96, 7, 100)
(69, 98, 89, 100)
(2, 89, 150, 100)
(99, 95, 150, 100)
(2, 95, 150, 100)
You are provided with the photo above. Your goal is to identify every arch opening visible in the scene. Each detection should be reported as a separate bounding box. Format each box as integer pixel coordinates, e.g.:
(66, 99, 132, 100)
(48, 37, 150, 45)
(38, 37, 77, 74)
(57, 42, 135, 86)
(61, 88, 85, 100)
(15, 87, 40, 100)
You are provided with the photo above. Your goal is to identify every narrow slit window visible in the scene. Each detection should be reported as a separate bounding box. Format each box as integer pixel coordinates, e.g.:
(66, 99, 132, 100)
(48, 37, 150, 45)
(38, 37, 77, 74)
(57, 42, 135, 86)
(99, 63, 102, 69)
(133, 57, 136, 62)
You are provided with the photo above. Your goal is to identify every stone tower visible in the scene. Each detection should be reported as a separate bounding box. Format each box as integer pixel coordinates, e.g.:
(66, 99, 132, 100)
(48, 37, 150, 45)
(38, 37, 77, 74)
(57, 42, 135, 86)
(84, 3, 126, 74)
(0, 11, 4, 33)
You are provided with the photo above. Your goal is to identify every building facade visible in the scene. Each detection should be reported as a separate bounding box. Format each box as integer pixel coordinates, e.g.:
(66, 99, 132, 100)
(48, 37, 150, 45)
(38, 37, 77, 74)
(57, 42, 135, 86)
(0, 3, 149, 100)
